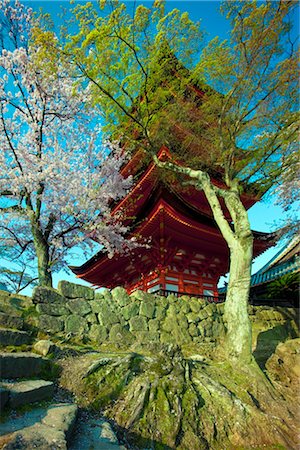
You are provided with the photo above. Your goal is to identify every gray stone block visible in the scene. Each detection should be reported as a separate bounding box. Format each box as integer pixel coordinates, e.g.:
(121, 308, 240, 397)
(58, 281, 94, 300)
(0, 352, 48, 378)
(2, 380, 54, 408)
(0, 329, 32, 346)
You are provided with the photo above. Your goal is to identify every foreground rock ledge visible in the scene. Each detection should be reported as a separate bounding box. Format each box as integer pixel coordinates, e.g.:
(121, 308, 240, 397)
(58, 341, 300, 450)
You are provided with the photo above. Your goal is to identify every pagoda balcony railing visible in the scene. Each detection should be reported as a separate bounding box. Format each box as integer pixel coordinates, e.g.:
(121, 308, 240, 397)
(156, 289, 225, 303)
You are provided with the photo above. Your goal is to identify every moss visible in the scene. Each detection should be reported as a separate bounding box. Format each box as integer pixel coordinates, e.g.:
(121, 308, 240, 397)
(39, 360, 61, 381)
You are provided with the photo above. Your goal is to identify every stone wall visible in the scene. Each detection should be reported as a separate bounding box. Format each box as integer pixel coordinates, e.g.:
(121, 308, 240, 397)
(32, 282, 226, 348)
(31, 281, 298, 351)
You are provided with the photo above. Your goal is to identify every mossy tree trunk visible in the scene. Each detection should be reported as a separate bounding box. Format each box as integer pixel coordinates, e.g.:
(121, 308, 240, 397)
(155, 158, 254, 364)
(31, 219, 53, 288)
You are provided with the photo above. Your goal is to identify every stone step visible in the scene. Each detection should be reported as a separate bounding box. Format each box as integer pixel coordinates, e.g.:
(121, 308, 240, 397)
(69, 415, 126, 450)
(0, 329, 32, 347)
(0, 352, 49, 379)
(0, 403, 77, 450)
(1, 380, 54, 408)
(0, 313, 24, 330)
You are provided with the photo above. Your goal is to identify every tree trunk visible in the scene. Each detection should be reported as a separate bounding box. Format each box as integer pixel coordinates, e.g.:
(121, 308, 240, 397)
(223, 235, 253, 364)
(31, 224, 53, 287)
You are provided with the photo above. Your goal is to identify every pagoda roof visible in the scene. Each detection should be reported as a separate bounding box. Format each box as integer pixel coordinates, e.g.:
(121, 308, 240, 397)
(71, 181, 274, 288)
(114, 146, 259, 227)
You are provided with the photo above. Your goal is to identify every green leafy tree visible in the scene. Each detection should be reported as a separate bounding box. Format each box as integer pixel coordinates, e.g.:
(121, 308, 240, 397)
(36, 0, 299, 364)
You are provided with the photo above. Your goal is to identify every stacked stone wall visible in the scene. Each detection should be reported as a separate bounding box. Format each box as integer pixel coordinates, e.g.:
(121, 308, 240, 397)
(32, 282, 226, 348)
(1, 281, 297, 351)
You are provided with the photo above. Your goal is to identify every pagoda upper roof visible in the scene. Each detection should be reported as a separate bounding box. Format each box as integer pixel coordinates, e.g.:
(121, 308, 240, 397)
(114, 146, 259, 227)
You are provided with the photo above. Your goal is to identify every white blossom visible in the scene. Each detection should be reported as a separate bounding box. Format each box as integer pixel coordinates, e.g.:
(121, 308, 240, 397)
(0, 1, 135, 280)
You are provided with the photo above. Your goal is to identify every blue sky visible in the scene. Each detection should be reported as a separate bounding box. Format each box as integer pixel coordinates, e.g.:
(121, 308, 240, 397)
(12, 1, 299, 291)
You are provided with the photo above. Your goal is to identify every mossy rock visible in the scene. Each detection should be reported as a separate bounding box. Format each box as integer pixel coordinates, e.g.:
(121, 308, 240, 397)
(149, 319, 160, 333)
(0, 312, 24, 330)
(111, 287, 130, 307)
(190, 298, 201, 313)
(189, 323, 199, 337)
(160, 330, 177, 344)
(132, 330, 159, 343)
(186, 312, 200, 324)
(90, 299, 103, 314)
(130, 290, 146, 301)
(122, 302, 139, 321)
(139, 301, 155, 319)
(39, 314, 64, 333)
(36, 303, 69, 316)
(66, 298, 92, 316)
(65, 314, 88, 335)
(198, 308, 209, 321)
(180, 301, 191, 314)
(129, 316, 148, 332)
(32, 286, 65, 305)
(89, 324, 108, 342)
(109, 323, 134, 344)
(58, 280, 94, 300)
(98, 303, 120, 327)
(177, 313, 189, 330)
(85, 313, 98, 324)
(154, 305, 167, 320)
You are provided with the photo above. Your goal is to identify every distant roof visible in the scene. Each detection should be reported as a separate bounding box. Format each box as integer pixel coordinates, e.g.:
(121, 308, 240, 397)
(251, 237, 300, 287)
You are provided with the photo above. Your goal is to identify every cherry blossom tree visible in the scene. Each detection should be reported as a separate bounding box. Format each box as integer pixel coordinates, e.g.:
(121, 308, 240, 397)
(0, 0, 132, 287)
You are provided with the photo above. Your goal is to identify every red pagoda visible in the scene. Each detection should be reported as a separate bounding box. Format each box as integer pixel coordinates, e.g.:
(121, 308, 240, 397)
(71, 146, 273, 297)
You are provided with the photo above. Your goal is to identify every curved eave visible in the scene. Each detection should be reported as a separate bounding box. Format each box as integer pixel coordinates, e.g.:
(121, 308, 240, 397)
(71, 197, 273, 287)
